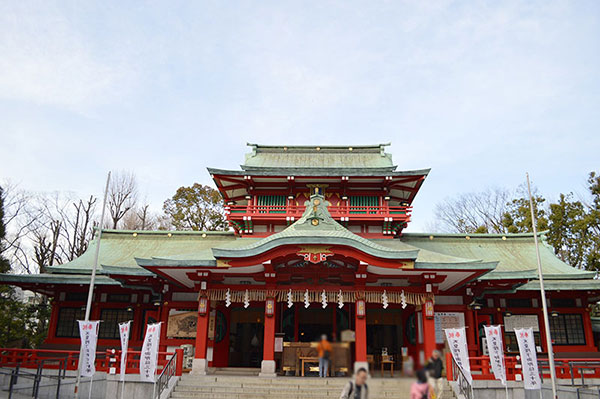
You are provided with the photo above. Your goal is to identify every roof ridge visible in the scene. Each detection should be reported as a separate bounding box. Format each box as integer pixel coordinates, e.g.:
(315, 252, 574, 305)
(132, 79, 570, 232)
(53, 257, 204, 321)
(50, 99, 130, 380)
(95, 228, 235, 236)
(402, 231, 549, 238)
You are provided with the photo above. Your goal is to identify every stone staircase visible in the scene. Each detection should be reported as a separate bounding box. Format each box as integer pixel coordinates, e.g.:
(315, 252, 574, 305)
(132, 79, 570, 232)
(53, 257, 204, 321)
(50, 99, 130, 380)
(170, 374, 429, 399)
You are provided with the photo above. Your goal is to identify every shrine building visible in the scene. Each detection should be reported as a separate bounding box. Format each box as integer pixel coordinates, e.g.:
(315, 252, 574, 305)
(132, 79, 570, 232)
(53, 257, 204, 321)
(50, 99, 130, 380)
(2, 143, 599, 377)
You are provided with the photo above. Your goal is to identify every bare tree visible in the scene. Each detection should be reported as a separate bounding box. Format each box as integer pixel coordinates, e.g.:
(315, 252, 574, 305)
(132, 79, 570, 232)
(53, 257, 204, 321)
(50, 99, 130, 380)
(107, 171, 138, 229)
(433, 187, 511, 234)
(121, 203, 159, 230)
(59, 196, 97, 261)
(1, 182, 34, 256)
(8, 191, 98, 274)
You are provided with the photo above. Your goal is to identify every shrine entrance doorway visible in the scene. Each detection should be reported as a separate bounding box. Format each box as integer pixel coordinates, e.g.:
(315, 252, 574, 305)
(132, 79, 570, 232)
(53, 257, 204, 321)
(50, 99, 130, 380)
(227, 307, 264, 367)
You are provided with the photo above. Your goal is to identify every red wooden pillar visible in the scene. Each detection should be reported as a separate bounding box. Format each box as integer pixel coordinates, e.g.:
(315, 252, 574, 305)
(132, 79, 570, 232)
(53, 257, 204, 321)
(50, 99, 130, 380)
(422, 301, 436, 363)
(192, 296, 210, 375)
(158, 298, 169, 352)
(583, 310, 595, 350)
(260, 297, 277, 376)
(355, 299, 368, 372)
(47, 301, 60, 342)
(465, 308, 477, 356)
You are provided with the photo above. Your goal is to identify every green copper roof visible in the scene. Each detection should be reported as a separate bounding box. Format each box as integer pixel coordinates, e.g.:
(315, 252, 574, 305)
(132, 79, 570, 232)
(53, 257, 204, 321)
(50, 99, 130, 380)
(517, 279, 600, 291)
(242, 143, 396, 170)
(212, 193, 419, 260)
(46, 230, 239, 274)
(0, 273, 119, 286)
(399, 232, 595, 280)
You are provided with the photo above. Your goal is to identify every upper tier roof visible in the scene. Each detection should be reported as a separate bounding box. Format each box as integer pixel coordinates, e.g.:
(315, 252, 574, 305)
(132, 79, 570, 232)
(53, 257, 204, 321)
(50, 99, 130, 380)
(242, 143, 396, 170)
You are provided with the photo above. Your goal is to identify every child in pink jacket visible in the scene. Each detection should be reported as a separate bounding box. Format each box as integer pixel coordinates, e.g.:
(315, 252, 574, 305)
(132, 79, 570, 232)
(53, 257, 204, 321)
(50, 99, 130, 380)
(410, 369, 433, 399)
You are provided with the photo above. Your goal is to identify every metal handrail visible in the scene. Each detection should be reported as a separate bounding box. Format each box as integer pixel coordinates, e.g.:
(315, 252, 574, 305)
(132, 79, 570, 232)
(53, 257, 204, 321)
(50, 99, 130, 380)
(451, 356, 473, 399)
(2, 357, 69, 399)
(156, 350, 178, 399)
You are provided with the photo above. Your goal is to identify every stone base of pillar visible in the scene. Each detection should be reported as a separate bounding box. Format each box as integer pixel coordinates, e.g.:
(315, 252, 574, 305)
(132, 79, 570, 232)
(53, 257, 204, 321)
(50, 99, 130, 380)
(259, 360, 277, 377)
(190, 358, 208, 375)
(354, 361, 369, 374)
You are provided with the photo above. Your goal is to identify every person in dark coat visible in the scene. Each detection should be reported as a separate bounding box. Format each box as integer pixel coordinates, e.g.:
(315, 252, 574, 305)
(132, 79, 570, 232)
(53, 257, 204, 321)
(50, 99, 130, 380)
(425, 350, 444, 399)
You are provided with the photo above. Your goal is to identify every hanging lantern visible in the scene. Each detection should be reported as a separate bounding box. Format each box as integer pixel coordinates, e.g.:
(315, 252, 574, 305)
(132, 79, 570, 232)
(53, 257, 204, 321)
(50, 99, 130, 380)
(225, 288, 232, 308)
(243, 289, 250, 309)
(304, 289, 310, 308)
(382, 290, 389, 309)
(287, 288, 293, 308)
(198, 297, 208, 316)
(321, 289, 328, 309)
(337, 289, 344, 309)
(401, 290, 407, 309)
(356, 299, 366, 318)
(424, 300, 434, 319)
(265, 298, 275, 317)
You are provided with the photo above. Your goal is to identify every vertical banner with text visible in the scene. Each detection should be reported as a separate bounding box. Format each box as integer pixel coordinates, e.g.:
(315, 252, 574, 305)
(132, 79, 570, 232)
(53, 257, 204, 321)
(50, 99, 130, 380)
(444, 327, 472, 383)
(484, 325, 507, 386)
(78, 321, 100, 377)
(514, 327, 541, 390)
(119, 321, 131, 382)
(140, 322, 162, 382)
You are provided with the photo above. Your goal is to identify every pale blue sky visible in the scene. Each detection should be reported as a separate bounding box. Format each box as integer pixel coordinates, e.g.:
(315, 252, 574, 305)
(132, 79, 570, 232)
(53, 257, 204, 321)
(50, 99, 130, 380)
(1, 1, 598, 231)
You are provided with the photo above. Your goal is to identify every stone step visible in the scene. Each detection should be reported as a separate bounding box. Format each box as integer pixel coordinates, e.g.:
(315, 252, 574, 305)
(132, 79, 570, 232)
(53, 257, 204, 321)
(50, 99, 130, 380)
(172, 374, 422, 399)
(180, 375, 412, 385)
(174, 386, 406, 394)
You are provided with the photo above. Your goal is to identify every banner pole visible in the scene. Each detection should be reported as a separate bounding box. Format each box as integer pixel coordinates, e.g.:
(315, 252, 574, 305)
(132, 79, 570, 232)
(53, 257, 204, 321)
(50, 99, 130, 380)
(75, 171, 111, 397)
(88, 375, 93, 399)
(526, 173, 557, 399)
(121, 378, 125, 399)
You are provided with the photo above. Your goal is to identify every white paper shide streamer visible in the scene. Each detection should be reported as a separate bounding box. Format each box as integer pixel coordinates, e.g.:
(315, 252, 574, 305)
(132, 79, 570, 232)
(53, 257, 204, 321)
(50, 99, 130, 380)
(225, 288, 231, 307)
(243, 289, 250, 308)
(78, 320, 100, 377)
(515, 328, 541, 390)
(382, 290, 388, 309)
(337, 289, 344, 309)
(321, 289, 328, 308)
(400, 290, 407, 309)
(287, 288, 293, 308)
(484, 325, 506, 386)
(304, 289, 310, 308)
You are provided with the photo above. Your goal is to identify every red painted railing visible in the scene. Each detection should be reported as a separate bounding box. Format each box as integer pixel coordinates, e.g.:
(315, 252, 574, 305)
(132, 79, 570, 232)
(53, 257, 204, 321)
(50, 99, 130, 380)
(226, 204, 411, 219)
(446, 353, 600, 382)
(0, 348, 183, 376)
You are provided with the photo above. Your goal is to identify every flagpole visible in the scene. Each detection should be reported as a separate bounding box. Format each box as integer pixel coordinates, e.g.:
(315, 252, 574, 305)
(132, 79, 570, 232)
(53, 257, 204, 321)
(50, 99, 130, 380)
(75, 171, 111, 397)
(88, 375, 94, 399)
(526, 173, 557, 399)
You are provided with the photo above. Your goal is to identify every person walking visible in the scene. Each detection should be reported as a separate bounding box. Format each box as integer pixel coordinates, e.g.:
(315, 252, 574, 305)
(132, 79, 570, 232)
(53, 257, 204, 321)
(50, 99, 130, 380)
(410, 369, 432, 399)
(340, 367, 368, 399)
(425, 350, 444, 399)
(317, 334, 333, 377)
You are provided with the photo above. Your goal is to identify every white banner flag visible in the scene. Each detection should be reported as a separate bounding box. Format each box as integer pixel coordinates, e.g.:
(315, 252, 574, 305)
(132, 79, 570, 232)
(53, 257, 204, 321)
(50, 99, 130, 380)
(484, 325, 507, 386)
(119, 321, 131, 382)
(515, 327, 541, 390)
(78, 320, 100, 377)
(140, 322, 162, 382)
(445, 327, 472, 383)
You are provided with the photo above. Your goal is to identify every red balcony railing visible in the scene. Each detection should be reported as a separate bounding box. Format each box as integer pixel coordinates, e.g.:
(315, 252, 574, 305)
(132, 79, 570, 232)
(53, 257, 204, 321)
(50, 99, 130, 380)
(0, 348, 183, 376)
(446, 353, 600, 384)
(225, 205, 412, 220)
